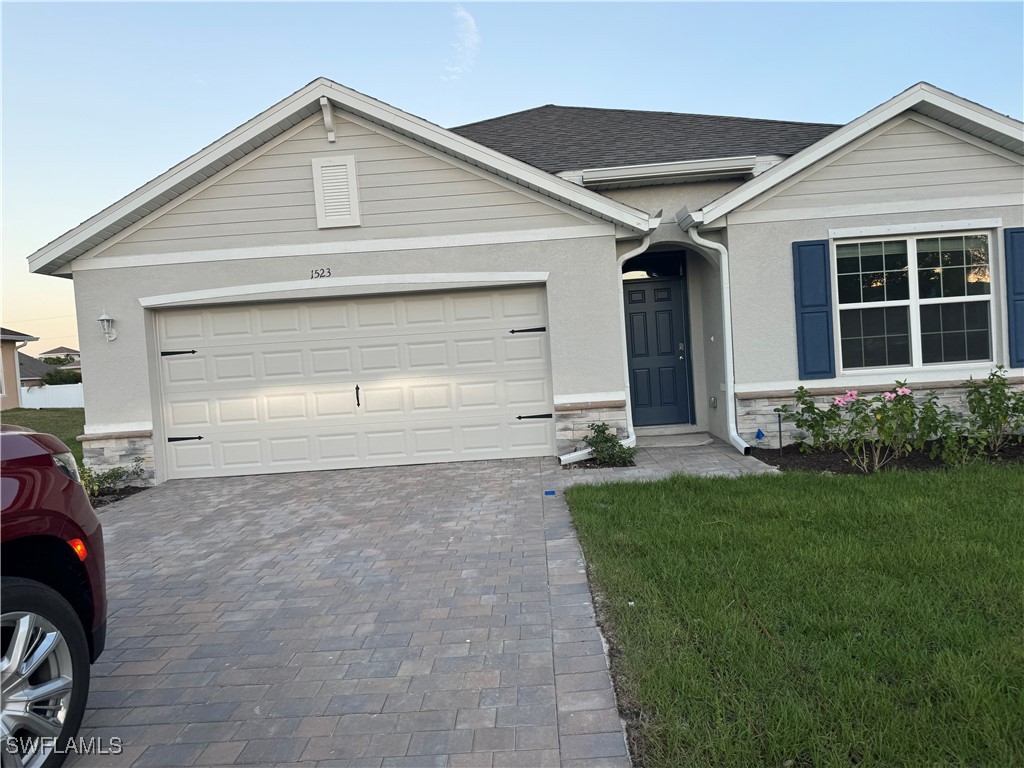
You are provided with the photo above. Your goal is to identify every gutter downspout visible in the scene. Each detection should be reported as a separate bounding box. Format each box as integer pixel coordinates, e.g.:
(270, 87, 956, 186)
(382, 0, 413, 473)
(686, 225, 751, 456)
(13, 341, 31, 402)
(558, 213, 662, 465)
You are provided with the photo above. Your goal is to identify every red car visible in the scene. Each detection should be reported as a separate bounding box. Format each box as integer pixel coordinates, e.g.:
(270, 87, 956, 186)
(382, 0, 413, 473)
(1, 424, 107, 768)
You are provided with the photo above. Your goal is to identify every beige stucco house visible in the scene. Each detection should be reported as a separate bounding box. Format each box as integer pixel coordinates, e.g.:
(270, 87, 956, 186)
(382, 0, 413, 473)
(26, 79, 1023, 483)
(1, 328, 39, 410)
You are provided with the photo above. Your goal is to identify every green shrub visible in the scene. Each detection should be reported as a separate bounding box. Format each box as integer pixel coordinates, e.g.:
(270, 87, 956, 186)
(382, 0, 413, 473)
(42, 368, 82, 385)
(80, 457, 146, 499)
(779, 368, 1024, 472)
(582, 422, 636, 467)
(964, 366, 1024, 455)
(777, 384, 919, 473)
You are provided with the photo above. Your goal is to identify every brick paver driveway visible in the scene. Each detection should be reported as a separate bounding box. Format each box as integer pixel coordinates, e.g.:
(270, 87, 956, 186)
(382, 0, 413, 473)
(71, 459, 629, 768)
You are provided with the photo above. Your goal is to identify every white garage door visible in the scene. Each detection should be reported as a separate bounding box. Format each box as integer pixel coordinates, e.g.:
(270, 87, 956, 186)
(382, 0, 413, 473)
(156, 286, 555, 479)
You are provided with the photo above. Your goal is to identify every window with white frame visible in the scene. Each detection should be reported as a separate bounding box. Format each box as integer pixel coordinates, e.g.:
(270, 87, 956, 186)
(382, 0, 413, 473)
(835, 232, 993, 370)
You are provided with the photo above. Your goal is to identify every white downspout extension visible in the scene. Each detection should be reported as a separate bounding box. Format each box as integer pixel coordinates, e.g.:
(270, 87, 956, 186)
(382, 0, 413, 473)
(686, 225, 751, 456)
(558, 221, 660, 465)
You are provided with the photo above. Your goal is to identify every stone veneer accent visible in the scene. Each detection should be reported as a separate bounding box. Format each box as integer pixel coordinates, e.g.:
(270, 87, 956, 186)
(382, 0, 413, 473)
(737, 376, 1024, 449)
(555, 400, 628, 454)
(78, 430, 156, 485)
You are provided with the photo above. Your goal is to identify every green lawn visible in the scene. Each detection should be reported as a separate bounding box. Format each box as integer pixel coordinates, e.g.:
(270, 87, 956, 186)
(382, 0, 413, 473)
(2, 408, 85, 465)
(566, 466, 1024, 767)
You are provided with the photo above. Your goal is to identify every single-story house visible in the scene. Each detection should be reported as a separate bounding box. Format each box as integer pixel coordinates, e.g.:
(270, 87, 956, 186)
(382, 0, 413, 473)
(18, 353, 61, 387)
(40, 346, 81, 362)
(26, 79, 1023, 483)
(40, 346, 82, 372)
(1, 328, 39, 410)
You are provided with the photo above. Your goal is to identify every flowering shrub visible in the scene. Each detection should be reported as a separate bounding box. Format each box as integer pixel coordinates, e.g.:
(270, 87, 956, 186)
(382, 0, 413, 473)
(778, 384, 921, 473)
(778, 368, 1024, 473)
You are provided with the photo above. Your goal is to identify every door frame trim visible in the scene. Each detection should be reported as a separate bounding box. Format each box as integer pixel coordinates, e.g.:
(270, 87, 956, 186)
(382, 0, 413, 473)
(623, 267, 696, 426)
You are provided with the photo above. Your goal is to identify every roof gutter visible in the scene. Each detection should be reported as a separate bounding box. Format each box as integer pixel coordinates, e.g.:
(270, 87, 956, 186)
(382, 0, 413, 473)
(679, 210, 750, 456)
(558, 210, 664, 465)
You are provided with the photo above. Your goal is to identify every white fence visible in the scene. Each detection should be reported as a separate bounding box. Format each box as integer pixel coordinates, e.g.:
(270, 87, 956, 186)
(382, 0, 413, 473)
(19, 384, 85, 409)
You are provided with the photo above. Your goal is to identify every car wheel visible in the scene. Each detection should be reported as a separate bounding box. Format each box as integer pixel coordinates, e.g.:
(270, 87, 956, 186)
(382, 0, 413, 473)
(1, 577, 90, 768)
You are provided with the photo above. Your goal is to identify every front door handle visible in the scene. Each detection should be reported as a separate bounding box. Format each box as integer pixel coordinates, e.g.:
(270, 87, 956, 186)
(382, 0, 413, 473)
(678, 342, 685, 361)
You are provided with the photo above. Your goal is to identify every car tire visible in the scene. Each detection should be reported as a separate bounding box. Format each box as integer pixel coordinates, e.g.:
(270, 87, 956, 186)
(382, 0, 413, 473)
(1, 577, 91, 768)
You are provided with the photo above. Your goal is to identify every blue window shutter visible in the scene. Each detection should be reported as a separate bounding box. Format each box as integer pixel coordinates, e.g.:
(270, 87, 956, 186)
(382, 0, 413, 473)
(793, 240, 836, 379)
(1006, 227, 1024, 368)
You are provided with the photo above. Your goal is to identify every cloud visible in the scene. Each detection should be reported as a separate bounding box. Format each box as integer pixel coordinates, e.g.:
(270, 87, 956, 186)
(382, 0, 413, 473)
(442, 5, 481, 81)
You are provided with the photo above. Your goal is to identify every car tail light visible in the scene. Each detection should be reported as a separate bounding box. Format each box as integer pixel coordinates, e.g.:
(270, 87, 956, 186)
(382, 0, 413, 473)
(67, 538, 88, 561)
(52, 452, 81, 483)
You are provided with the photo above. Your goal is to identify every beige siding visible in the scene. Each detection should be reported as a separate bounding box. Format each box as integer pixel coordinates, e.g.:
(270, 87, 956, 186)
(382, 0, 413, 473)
(753, 116, 1023, 211)
(98, 111, 588, 258)
(0, 343, 21, 410)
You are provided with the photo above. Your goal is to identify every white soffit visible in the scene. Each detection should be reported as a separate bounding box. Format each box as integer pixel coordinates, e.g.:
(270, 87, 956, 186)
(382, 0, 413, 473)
(698, 82, 1024, 228)
(28, 78, 655, 276)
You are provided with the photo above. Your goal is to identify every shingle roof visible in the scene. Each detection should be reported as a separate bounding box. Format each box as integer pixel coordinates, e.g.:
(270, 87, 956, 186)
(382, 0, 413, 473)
(41, 346, 80, 355)
(18, 353, 58, 382)
(451, 105, 841, 174)
(0, 327, 38, 342)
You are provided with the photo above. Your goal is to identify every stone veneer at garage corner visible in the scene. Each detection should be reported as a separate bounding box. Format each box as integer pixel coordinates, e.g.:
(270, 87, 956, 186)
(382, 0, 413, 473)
(736, 376, 1024, 450)
(555, 399, 628, 454)
(78, 430, 156, 485)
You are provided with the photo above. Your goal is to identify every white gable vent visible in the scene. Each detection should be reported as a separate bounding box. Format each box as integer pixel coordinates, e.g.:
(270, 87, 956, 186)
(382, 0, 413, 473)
(312, 156, 361, 228)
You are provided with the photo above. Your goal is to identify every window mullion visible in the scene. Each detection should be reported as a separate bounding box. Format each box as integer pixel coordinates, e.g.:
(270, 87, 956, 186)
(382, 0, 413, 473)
(908, 238, 922, 367)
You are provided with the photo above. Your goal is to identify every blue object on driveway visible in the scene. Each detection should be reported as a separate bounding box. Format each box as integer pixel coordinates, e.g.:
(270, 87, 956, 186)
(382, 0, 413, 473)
(544, 490, 556, 496)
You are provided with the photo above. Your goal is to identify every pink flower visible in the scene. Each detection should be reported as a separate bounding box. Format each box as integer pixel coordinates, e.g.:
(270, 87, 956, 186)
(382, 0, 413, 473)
(896, 387, 912, 396)
(833, 396, 848, 407)
(844, 390, 858, 400)
(882, 392, 897, 401)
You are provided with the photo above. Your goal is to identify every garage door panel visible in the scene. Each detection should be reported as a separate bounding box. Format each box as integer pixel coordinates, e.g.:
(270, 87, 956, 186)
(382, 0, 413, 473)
(158, 286, 554, 479)
(161, 334, 549, 392)
(158, 288, 548, 350)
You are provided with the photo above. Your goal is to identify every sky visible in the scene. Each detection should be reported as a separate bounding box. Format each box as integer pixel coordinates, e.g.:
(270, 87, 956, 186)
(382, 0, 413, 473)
(2, 2, 1022, 357)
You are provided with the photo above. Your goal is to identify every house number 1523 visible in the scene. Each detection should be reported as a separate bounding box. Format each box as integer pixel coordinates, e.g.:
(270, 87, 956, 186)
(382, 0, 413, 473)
(310, 268, 331, 279)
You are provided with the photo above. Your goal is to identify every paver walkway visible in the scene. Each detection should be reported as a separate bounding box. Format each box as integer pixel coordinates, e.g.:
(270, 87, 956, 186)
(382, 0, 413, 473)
(70, 445, 772, 768)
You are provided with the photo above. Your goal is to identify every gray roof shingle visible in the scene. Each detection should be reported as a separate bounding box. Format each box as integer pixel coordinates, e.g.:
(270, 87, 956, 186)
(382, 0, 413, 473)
(451, 105, 841, 174)
(18, 353, 58, 382)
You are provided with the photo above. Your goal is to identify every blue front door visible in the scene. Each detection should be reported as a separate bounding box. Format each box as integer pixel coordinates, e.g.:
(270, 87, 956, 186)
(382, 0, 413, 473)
(624, 277, 694, 426)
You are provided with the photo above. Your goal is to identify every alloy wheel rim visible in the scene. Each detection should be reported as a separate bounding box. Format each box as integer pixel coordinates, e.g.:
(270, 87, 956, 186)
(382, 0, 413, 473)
(0, 611, 74, 768)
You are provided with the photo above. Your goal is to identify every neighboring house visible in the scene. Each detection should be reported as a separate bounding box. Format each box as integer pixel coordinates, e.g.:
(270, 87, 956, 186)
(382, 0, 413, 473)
(0, 328, 39, 410)
(18, 353, 60, 387)
(25, 79, 1023, 484)
(40, 345, 82, 371)
(40, 346, 81, 362)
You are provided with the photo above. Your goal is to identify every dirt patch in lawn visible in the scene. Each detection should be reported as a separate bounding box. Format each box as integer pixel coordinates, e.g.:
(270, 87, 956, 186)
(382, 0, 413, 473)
(752, 441, 1024, 474)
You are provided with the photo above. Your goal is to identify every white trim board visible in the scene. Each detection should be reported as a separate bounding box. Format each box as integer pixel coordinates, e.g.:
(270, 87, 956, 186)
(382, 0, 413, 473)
(553, 392, 627, 405)
(71, 226, 612, 272)
(725, 194, 1023, 226)
(829, 218, 1003, 239)
(139, 272, 551, 308)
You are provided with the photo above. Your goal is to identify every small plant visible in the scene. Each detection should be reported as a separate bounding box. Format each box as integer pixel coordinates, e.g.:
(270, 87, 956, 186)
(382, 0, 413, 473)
(583, 422, 636, 467)
(963, 366, 1024, 455)
(80, 457, 146, 499)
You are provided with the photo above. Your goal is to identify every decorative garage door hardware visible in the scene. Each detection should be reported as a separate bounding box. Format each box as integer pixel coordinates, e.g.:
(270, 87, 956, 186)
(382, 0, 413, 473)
(167, 436, 204, 442)
(355, 384, 360, 407)
(509, 327, 546, 334)
(516, 413, 553, 420)
(160, 349, 198, 356)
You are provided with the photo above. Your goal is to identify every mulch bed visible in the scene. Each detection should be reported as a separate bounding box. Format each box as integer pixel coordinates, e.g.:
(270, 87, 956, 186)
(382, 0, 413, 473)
(92, 485, 148, 509)
(752, 441, 1024, 474)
